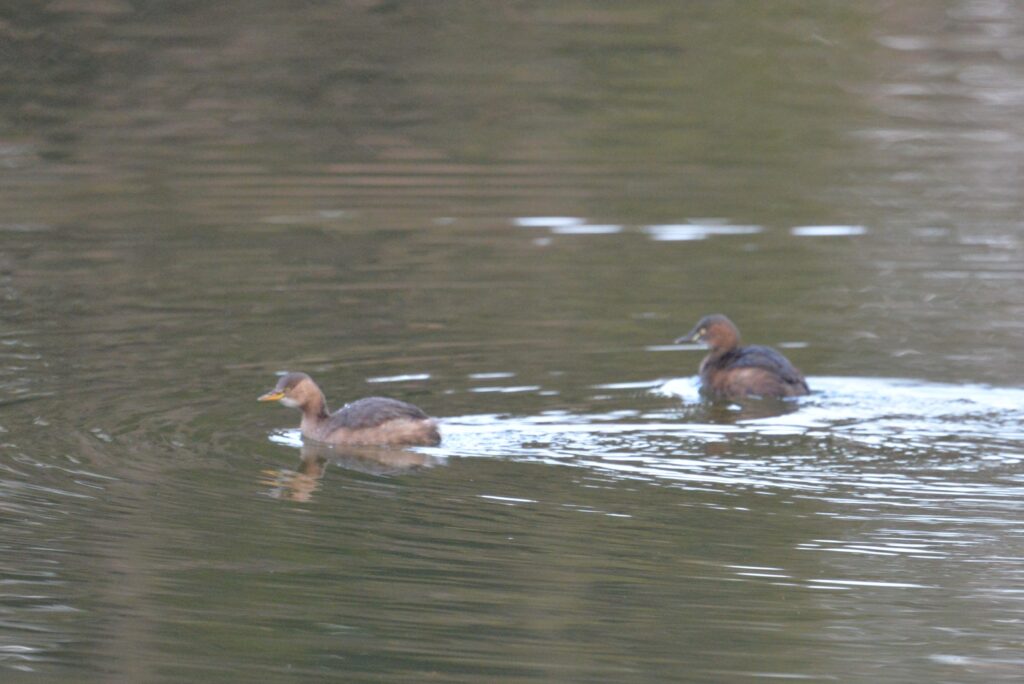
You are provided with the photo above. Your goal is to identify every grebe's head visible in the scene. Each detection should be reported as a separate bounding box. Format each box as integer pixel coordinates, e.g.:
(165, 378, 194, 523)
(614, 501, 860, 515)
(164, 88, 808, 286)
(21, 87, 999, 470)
(258, 372, 324, 410)
(676, 314, 740, 351)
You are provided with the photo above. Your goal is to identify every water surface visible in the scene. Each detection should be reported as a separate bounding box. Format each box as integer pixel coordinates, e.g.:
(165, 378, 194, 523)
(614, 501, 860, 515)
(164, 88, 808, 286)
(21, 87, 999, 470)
(2, 1, 1024, 682)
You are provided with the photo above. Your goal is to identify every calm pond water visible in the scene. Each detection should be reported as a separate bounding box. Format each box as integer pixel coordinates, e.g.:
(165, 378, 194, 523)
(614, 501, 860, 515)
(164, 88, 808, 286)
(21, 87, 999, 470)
(2, 1, 1024, 682)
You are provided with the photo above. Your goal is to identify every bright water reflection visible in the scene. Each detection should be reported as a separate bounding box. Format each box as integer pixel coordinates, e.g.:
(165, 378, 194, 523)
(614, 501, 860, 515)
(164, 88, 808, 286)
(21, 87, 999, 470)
(430, 375, 1024, 488)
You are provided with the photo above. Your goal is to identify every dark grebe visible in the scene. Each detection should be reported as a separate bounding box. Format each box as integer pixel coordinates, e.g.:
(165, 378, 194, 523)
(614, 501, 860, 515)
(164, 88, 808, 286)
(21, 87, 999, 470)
(258, 372, 441, 446)
(676, 314, 809, 399)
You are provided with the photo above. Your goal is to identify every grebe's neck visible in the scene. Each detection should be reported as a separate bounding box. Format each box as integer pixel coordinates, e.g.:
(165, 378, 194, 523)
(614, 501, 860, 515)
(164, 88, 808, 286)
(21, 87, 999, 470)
(700, 342, 737, 374)
(299, 393, 330, 435)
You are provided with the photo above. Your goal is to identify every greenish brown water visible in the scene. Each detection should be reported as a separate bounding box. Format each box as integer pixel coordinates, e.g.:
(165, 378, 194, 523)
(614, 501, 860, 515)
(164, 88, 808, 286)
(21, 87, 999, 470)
(2, 2, 1024, 682)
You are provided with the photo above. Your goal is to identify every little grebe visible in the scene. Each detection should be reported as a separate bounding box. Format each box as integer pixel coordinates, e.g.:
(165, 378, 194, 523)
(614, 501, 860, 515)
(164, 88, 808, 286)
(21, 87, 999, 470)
(676, 314, 809, 399)
(258, 372, 441, 446)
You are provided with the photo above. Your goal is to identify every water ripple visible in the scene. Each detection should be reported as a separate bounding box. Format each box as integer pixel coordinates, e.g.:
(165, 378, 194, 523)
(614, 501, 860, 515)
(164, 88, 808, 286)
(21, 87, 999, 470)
(403, 376, 1024, 500)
